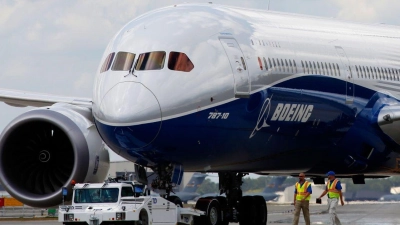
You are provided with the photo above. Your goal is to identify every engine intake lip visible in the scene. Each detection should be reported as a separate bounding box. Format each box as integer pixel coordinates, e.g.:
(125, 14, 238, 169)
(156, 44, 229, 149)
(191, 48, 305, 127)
(0, 109, 89, 207)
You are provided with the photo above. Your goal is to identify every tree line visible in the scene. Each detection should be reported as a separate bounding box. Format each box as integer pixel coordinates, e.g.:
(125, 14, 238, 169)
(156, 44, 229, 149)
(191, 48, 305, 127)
(196, 175, 400, 195)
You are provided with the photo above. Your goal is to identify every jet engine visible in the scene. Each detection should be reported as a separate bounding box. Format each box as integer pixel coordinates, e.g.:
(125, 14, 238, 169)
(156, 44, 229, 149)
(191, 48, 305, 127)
(0, 103, 109, 207)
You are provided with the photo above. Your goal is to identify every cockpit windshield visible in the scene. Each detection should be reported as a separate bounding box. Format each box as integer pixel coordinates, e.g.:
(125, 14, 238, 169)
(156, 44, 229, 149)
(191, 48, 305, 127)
(112, 52, 135, 71)
(135, 51, 166, 70)
(168, 52, 194, 72)
(74, 188, 119, 203)
(100, 52, 115, 73)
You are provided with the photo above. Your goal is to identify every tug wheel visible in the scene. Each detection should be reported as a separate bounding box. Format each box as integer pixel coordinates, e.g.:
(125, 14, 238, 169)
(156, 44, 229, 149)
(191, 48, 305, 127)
(139, 209, 149, 225)
(167, 196, 183, 207)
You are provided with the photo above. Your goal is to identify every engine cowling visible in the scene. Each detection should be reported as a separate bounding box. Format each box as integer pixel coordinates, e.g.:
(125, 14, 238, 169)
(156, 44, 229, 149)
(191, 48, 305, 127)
(0, 103, 109, 207)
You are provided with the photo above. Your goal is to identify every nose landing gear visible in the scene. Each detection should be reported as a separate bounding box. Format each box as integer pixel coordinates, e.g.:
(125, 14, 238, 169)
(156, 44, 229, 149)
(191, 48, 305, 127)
(136, 163, 184, 207)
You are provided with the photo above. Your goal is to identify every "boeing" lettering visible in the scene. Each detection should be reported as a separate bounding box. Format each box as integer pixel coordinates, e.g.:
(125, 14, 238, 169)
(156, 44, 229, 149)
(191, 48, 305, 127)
(271, 103, 313, 122)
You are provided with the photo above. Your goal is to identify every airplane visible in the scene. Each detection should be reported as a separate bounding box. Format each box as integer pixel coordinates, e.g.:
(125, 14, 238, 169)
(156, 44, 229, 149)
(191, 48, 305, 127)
(0, 3, 400, 225)
(379, 194, 400, 201)
(244, 176, 287, 201)
(171, 172, 207, 203)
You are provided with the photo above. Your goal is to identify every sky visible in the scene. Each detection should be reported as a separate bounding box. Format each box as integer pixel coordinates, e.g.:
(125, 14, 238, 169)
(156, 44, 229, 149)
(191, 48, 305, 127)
(0, 0, 400, 162)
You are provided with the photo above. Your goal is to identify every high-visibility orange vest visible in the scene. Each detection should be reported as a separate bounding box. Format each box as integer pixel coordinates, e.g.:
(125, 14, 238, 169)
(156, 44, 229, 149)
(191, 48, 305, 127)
(295, 181, 311, 201)
(327, 179, 340, 198)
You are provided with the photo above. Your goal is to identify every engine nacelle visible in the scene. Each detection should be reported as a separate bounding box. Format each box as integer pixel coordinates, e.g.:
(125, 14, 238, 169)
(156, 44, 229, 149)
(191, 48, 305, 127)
(0, 103, 109, 207)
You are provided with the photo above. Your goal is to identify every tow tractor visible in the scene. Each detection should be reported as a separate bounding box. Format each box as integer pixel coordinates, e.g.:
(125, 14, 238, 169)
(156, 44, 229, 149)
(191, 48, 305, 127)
(58, 178, 204, 225)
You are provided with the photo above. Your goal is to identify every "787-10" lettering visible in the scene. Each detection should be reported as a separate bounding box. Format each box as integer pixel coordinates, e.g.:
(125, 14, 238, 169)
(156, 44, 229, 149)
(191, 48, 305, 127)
(208, 112, 230, 119)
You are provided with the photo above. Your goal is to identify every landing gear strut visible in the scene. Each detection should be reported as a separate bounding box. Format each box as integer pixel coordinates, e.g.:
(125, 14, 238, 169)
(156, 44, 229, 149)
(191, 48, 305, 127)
(195, 172, 267, 225)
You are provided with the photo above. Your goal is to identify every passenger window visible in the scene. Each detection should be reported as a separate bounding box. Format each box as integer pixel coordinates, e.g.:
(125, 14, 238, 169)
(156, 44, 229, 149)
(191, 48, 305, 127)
(301, 61, 305, 73)
(305, 61, 309, 74)
(373, 67, 377, 79)
(336, 64, 340, 76)
(285, 59, 289, 73)
(317, 62, 321, 74)
(310, 61, 313, 74)
(324, 62, 328, 75)
(370, 67, 374, 79)
(363, 66, 366, 78)
(281, 59, 285, 72)
(293, 60, 297, 73)
(321, 62, 324, 75)
(366, 67, 370, 79)
(376, 67, 381, 79)
(100, 52, 115, 73)
(272, 58, 276, 69)
(263, 57, 268, 71)
(277, 59, 281, 72)
(333, 63, 336, 76)
(268, 58, 272, 69)
(355, 66, 359, 78)
(168, 52, 194, 72)
(112, 52, 135, 71)
(391, 69, 395, 80)
(241, 57, 247, 70)
(387, 68, 390, 80)
(384, 68, 388, 80)
(257, 57, 263, 70)
(315, 62, 318, 74)
(135, 51, 166, 70)
(289, 60, 293, 73)
(383, 68, 386, 80)
(392, 69, 396, 81)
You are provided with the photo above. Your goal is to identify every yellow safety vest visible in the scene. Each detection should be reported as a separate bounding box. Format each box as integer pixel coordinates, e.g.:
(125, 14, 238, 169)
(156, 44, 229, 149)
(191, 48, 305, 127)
(327, 179, 340, 198)
(295, 181, 311, 201)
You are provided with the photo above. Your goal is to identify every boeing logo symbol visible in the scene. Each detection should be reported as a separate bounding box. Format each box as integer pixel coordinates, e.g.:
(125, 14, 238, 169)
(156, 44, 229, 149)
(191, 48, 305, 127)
(250, 96, 314, 138)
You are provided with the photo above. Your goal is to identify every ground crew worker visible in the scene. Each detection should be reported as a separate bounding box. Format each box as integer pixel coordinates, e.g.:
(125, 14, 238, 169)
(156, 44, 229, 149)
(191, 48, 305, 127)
(317, 171, 344, 225)
(293, 172, 312, 225)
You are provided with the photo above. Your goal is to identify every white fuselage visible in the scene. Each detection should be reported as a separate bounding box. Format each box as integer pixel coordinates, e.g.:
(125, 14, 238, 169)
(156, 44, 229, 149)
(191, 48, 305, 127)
(91, 4, 400, 175)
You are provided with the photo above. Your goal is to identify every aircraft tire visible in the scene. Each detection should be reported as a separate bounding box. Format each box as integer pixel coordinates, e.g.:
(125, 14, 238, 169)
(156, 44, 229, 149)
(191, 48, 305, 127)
(254, 196, 267, 225)
(239, 196, 257, 225)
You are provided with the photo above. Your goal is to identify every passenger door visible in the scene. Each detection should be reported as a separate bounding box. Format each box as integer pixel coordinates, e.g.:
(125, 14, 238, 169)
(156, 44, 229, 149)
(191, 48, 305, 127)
(220, 38, 250, 98)
(335, 46, 354, 104)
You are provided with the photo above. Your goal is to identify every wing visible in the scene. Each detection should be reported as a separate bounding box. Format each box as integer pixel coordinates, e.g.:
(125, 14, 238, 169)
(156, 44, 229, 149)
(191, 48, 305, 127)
(0, 88, 92, 108)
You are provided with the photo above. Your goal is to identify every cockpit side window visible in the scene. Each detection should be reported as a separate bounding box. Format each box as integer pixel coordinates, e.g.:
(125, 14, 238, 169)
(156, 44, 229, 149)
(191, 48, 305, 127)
(168, 52, 194, 72)
(112, 52, 135, 71)
(135, 51, 166, 70)
(100, 52, 115, 73)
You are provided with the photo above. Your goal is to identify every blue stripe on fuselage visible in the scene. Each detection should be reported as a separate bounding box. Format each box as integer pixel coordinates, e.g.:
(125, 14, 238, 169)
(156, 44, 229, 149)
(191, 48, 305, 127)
(95, 76, 384, 173)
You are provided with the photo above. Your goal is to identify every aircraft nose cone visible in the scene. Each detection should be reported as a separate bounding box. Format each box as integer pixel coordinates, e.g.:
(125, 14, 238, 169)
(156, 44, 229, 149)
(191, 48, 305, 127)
(97, 82, 161, 124)
(95, 82, 161, 149)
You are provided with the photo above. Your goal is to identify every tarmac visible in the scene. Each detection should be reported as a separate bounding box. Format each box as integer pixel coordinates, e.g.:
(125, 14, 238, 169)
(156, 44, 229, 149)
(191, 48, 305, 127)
(264, 202, 400, 225)
(0, 202, 399, 224)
